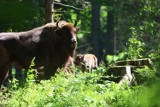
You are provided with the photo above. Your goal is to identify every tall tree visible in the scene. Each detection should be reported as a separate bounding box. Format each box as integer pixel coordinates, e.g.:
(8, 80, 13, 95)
(45, 0, 54, 23)
(105, 0, 115, 55)
(91, 2, 103, 63)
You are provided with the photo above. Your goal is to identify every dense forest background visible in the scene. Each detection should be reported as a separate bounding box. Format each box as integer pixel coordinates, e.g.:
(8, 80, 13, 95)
(0, 0, 160, 106)
(0, 0, 160, 63)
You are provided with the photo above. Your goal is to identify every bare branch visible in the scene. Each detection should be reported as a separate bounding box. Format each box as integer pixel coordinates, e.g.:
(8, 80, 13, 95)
(54, 1, 84, 10)
(76, 43, 91, 50)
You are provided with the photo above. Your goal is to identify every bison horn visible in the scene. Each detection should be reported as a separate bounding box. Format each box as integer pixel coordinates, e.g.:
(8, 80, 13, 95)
(74, 19, 78, 27)
(56, 21, 60, 29)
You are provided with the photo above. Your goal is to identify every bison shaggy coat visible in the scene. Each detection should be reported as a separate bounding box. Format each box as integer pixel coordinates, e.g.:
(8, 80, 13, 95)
(0, 20, 79, 86)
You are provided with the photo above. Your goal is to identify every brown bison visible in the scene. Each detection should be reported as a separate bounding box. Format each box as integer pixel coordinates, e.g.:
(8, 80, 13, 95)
(0, 20, 79, 86)
(74, 54, 98, 72)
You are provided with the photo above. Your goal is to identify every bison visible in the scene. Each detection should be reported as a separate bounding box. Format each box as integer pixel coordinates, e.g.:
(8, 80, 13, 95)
(0, 20, 79, 87)
(74, 54, 98, 72)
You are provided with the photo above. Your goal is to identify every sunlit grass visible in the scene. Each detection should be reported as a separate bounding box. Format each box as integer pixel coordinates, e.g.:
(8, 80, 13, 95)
(0, 65, 160, 107)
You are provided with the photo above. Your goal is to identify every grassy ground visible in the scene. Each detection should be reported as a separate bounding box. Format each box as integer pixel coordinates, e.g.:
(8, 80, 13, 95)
(0, 66, 160, 107)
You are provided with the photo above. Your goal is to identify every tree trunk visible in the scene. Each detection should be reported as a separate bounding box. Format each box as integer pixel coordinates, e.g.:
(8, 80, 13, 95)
(105, 1, 115, 55)
(91, 2, 103, 64)
(45, 0, 54, 23)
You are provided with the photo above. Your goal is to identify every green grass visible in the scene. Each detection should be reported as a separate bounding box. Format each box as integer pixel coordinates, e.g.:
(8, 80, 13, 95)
(0, 66, 160, 107)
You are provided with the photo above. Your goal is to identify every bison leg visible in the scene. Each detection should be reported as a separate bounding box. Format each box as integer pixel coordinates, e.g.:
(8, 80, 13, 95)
(34, 65, 56, 81)
(44, 64, 56, 79)
(0, 64, 10, 87)
(0, 44, 10, 87)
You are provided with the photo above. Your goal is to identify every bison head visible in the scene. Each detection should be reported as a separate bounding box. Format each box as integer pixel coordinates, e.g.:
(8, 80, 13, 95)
(55, 20, 79, 49)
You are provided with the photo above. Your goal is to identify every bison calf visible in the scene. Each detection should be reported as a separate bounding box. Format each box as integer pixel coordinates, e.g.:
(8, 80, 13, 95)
(74, 54, 98, 72)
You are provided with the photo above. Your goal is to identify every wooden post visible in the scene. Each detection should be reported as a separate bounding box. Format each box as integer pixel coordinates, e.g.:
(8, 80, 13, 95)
(119, 66, 134, 86)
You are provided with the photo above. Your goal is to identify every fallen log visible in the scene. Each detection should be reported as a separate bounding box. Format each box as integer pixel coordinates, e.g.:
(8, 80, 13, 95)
(115, 58, 153, 69)
(101, 58, 154, 86)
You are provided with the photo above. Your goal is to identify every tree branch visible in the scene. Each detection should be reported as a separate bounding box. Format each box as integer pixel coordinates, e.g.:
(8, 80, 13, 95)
(54, 1, 84, 10)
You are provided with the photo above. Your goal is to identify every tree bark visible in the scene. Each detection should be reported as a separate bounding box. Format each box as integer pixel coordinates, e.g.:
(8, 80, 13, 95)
(91, 2, 103, 63)
(45, 0, 54, 23)
(105, 1, 115, 55)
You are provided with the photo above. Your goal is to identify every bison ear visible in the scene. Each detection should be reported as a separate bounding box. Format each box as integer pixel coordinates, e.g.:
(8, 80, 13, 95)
(76, 54, 83, 60)
(82, 55, 85, 60)
(79, 54, 84, 60)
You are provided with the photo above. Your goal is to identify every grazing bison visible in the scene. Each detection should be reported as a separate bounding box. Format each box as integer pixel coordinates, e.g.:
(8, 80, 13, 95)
(0, 20, 79, 86)
(74, 54, 98, 72)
